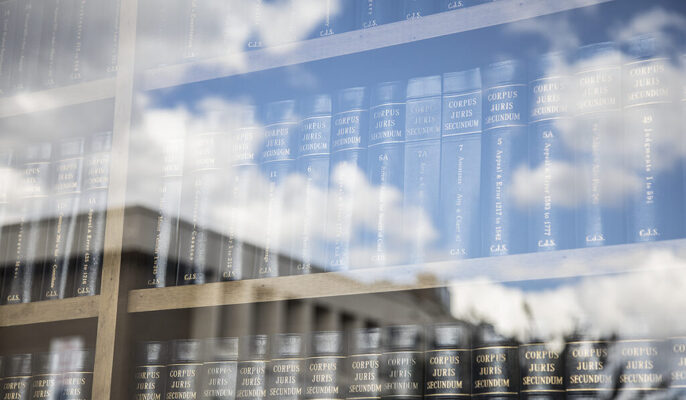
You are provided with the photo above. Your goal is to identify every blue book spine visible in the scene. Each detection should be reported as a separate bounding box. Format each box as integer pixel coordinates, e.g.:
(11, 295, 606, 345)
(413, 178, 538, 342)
(177, 124, 225, 286)
(439, 68, 482, 260)
(528, 53, 574, 252)
(439, 0, 491, 11)
(146, 137, 184, 288)
(404, 75, 442, 264)
(481, 60, 528, 256)
(574, 42, 624, 247)
(0, 0, 18, 96)
(245, 0, 264, 50)
(327, 87, 369, 271)
(221, 106, 260, 282)
(74, 132, 111, 297)
(403, 0, 437, 20)
(310, 0, 355, 38)
(4, 144, 52, 304)
(256, 100, 298, 278)
(42, 138, 84, 301)
(623, 35, 683, 242)
(367, 81, 405, 267)
(357, 0, 398, 29)
(11, 0, 45, 92)
(293, 95, 332, 275)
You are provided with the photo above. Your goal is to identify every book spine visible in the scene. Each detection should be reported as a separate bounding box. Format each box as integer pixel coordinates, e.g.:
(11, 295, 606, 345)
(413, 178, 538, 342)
(81, 0, 120, 80)
(74, 132, 111, 297)
(424, 348, 471, 397)
(440, 69, 482, 260)
(624, 37, 683, 243)
(472, 344, 518, 399)
(166, 341, 202, 400)
(256, 101, 298, 279)
(201, 360, 238, 400)
(177, 130, 224, 286)
(440, 0, 491, 11)
(236, 360, 267, 400)
(0, 0, 17, 96)
(245, 0, 264, 50)
(42, 138, 84, 301)
(404, 76, 442, 264)
(0, 150, 13, 299)
(481, 60, 528, 257)
(518, 342, 564, 399)
(347, 331, 381, 400)
(574, 42, 624, 247)
(134, 343, 168, 400)
(29, 354, 60, 400)
(146, 138, 184, 288)
(60, 351, 94, 400)
(293, 95, 332, 275)
(357, 0, 397, 29)
(403, 0, 437, 20)
(54, 0, 87, 86)
(305, 333, 345, 400)
(669, 337, 686, 397)
(528, 54, 574, 252)
(221, 109, 260, 282)
(381, 329, 423, 400)
(4, 144, 52, 304)
(11, 0, 44, 92)
(267, 335, 304, 400)
(311, 0, 355, 38)
(564, 339, 612, 397)
(367, 82, 405, 268)
(3, 354, 32, 399)
(614, 339, 664, 395)
(37, 0, 60, 89)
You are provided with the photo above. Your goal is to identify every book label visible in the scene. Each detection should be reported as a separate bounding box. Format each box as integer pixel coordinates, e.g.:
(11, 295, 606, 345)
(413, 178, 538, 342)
(381, 351, 423, 399)
(670, 337, 686, 395)
(564, 340, 612, 395)
(267, 359, 304, 400)
(519, 343, 564, 397)
(425, 349, 471, 397)
(202, 361, 238, 400)
(133, 365, 166, 399)
(615, 339, 664, 394)
(60, 371, 93, 399)
(347, 353, 381, 399)
(236, 361, 267, 400)
(472, 345, 518, 398)
(166, 363, 201, 399)
(305, 355, 345, 400)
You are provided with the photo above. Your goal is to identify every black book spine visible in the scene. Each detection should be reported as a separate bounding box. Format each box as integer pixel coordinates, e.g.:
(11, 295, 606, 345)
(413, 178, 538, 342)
(564, 339, 612, 397)
(0, 0, 18, 96)
(3, 354, 32, 399)
(669, 337, 686, 397)
(42, 138, 84, 301)
(133, 342, 168, 400)
(236, 360, 267, 400)
(0, 150, 13, 300)
(74, 132, 112, 297)
(518, 342, 564, 399)
(472, 345, 518, 398)
(4, 144, 52, 304)
(146, 137, 184, 288)
(347, 350, 381, 400)
(614, 339, 665, 395)
(267, 334, 304, 400)
(201, 360, 238, 400)
(305, 332, 345, 400)
(166, 340, 203, 400)
(425, 349, 471, 397)
(54, 0, 87, 86)
(59, 349, 94, 400)
(381, 326, 423, 400)
(36, 0, 60, 89)
(80, 0, 120, 81)
(11, 0, 45, 92)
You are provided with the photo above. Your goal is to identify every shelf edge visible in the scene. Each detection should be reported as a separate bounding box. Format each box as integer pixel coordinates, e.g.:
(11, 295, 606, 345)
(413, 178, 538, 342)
(0, 295, 100, 327)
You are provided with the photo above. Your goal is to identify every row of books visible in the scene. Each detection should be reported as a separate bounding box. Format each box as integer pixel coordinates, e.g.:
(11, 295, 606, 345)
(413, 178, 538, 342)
(134, 326, 686, 399)
(0, 0, 121, 97)
(145, 36, 686, 288)
(0, 132, 111, 305)
(0, 349, 94, 400)
(138, 0, 497, 68)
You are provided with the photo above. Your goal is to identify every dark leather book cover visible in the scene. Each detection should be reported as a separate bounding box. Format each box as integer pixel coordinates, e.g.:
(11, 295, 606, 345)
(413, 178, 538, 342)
(0, 149, 13, 301)
(236, 335, 269, 400)
(472, 325, 518, 399)
(305, 331, 345, 400)
(519, 341, 564, 399)
(29, 352, 61, 400)
(3, 353, 32, 399)
(0, 0, 18, 96)
(563, 335, 612, 398)
(10, 0, 45, 93)
(41, 137, 84, 301)
(73, 132, 112, 297)
(133, 341, 168, 400)
(80, 0, 121, 81)
(201, 337, 239, 400)
(381, 325, 424, 400)
(347, 328, 382, 400)
(267, 333, 305, 400)
(425, 323, 472, 399)
(59, 349, 94, 399)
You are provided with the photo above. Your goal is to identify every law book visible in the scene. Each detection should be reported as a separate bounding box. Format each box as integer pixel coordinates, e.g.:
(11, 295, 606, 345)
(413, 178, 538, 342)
(29, 352, 61, 400)
(4, 143, 52, 304)
(293, 94, 332, 275)
(356, 0, 398, 30)
(613, 338, 664, 395)
(0, 150, 13, 298)
(439, 68, 482, 260)
(267, 334, 304, 400)
(381, 325, 423, 400)
(236, 335, 269, 400)
(53, 0, 89, 87)
(563, 336, 612, 397)
(41, 137, 84, 301)
(518, 341, 564, 399)
(136, 0, 183, 68)
(145, 136, 185, 289)
(176, 114, 227, 286)
(403, 75, 442, 264)
(244, 0, 265, 51)
(528, 52, 574, 252)
(256, 100, 298, 279)
(80, 0, 121, 81)
(305, 331, 345, 400)
(73, 132, 112, 297)
(3, 353, 32, 399)
(574, 42, 625, 248)
(425, 323, 472, 398)
(472, 325, 518, 399)
(327, 87, 369, 272)
(403, 0, 437, 20)
(166, 340, 203, 399)
(133, 341, 168, 400)
(481, 59, 529, 257)
(9, 0, 45, 93)
(624, 35, 683, 243)
(220, 106, 260, 282)
(669, 337, 686, 397)
(347, 328, 382, 400)
(309, 0, 355, 39)
(0, 0, 18, 96)
(367, 81, 406, 268)
(59, 348, 94, 399)
(439, 0, 492, 11)
(201, 337, 239, 400)
(36, 0, 62, 89)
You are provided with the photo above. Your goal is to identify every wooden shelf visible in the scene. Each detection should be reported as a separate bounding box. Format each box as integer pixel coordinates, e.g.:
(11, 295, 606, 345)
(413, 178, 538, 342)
(143, 0, 613, 91)
(0, 295, 100, 327)
(0, 78, 116, 119)
(128, 238, 686, 313)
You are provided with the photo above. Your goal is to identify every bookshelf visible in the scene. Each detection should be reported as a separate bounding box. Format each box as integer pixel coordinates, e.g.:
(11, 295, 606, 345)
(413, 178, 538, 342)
(0, 296, 100, 327)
